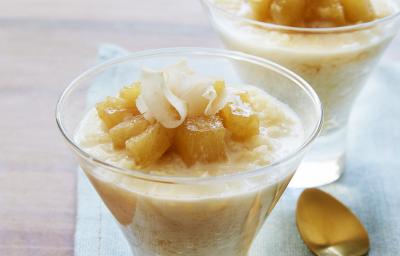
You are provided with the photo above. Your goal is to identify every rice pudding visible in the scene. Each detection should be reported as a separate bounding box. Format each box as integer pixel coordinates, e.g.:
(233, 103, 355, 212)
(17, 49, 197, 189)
(75, 62, 304, 255)
(208, 0, 398, 132)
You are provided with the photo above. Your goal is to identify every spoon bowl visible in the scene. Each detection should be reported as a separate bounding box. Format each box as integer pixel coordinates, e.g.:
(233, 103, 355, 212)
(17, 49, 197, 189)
(296, 188, 370, 256)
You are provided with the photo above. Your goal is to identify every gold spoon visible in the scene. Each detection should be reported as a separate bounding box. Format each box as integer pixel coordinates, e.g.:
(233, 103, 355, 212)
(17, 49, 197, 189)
(296, 188, 370, 256)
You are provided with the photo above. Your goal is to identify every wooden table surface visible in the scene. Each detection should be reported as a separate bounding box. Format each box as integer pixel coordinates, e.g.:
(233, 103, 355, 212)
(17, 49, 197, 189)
(1, 1, 399, 255)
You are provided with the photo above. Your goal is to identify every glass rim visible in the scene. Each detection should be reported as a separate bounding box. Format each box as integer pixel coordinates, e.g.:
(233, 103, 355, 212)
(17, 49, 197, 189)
(201, 0, 400, 33)
(56, 47, 323, 184)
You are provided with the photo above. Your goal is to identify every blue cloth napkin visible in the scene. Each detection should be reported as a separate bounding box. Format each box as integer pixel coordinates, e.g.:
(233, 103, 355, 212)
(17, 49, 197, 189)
(74, 44, 400, 256)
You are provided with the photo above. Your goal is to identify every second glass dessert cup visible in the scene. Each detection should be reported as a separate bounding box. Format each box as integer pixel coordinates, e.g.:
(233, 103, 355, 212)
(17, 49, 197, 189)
(56, 48, 322, 256)
(201, 0, 400, 187)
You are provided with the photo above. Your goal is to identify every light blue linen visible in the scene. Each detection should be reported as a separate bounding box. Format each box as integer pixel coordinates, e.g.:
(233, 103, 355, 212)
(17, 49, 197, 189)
(75, 45, 400, 256)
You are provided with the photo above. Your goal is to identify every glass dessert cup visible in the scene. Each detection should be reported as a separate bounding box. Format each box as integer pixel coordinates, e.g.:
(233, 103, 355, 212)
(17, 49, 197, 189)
(56, 48, 322, 256)
(201, 0, 400, 187)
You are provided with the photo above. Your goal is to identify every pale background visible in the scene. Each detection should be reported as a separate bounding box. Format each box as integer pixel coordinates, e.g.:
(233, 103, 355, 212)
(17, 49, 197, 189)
(1, 0, 399, 255)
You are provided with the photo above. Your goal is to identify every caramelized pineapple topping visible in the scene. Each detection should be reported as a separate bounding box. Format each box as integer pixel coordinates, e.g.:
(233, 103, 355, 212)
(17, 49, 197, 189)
(109, 115, 150, 149)
(248, 0, 376, 27)
(340, 0, 376, 23)
(174, 115, 227, 166)
(119, 82, 141, 114)
(126, 123, 174, 167)
(305, 0, 346, 27)
(248, 0, 272, 21)
(270, 0, 307, 27)
(96, 97, 133, 129)
(238, 91, 251, 104)
(95, 78, 261, 168)
(220, 93, 260, 141)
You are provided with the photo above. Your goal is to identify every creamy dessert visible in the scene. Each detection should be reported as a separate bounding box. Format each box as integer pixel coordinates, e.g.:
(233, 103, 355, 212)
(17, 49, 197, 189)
(76, 62, 304, 255)
(205, 0, 399, 187)
(209, 0, 398, 133)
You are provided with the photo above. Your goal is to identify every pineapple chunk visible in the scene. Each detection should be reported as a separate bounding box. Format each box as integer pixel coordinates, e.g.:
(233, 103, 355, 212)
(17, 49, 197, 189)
(109, 115, 150, 149)
(237, 91, 251, 104)
(220, 102, 259, 141)
(305, 0, 346, 27)
(175, 115, 227, 166)
(248, 0, 272, 21)
(96, 97, 132, 129)
(126, 123, 173, 166)
(340, 0, 375, 23)
(214, 80, 225, 94)
(270, 0, 306, 26)
(119, 82, 141, 114)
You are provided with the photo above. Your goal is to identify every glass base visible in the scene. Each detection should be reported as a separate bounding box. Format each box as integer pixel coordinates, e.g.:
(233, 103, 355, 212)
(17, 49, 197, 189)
(289, 128, 346, 188)
(289, 154, 345, 188)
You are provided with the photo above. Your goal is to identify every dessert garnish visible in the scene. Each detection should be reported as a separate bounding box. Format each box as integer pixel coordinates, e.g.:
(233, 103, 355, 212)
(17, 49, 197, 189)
(248, 0, 377, 27)
(95, 62, 260, 167)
